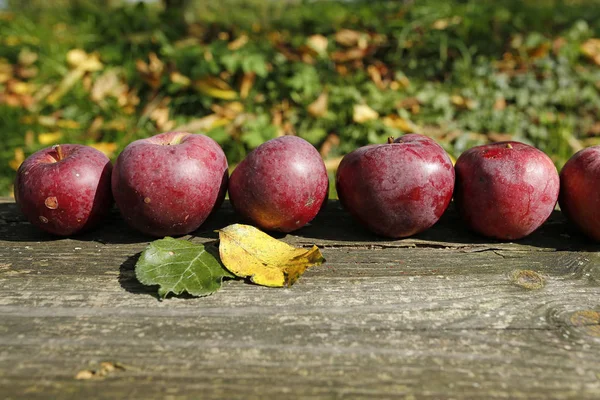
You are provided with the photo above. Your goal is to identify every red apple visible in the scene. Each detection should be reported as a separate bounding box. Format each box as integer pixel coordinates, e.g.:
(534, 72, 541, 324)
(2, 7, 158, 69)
(454, 141, 559, 240)
(14, 144, 113, 236)
(112, 132, 228, 237)
(228, 136, 328, 232)
(335, 134, 455, 238)
(559, 146, 600, 241)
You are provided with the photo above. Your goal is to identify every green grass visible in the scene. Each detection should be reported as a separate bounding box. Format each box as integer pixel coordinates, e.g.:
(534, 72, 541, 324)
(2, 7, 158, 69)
(2, 0, 600, 196)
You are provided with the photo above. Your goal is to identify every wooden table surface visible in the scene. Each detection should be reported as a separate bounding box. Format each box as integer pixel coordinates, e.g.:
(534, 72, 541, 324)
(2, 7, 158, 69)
(1, 196, 600, 399)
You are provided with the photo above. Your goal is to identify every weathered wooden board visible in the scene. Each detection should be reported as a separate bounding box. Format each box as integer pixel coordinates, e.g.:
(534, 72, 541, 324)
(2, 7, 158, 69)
(1, 197, 600, 399)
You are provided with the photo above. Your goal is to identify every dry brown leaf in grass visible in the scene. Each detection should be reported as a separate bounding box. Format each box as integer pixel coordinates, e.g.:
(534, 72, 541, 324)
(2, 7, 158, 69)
(38, 132, 63, 145)
(175, 114, 231, 133)
(308, 91, 328, 118)
(353, 104, 379, 123)
(8, 148, 24, 171)
(382, 115, 419, 133)
(451, 95, 477, 110)
(90, 142, 118, 158)
(136, 52, 164, 89)
(335, 29, 367, 48)
(212, 101, 244, 119)
(195, 77, 237, 100)
(307, 34, 328, 54)
(582, 39, 600, 66)
(494, 97, 507, 111)
(488, 132, 513, 142)
(320, 133, 340, 158)
(170, 71, 191, 87)
(331, 47, 369, 63)
(240, 72, 255, 99)
(228, 34, 248, 51)
(0, 60, 12, 83)
(587, 122, 600, 136)
(18, 48, 38, 67)
(91, 69, 122, 103)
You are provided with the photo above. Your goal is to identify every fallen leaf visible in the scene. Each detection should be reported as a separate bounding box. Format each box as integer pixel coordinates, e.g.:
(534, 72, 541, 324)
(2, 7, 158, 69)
(218, 224, 324, 287)
(38, 132, 63, 145)
(228, 34, 248, 51)
(493, 97, 507, 111)
(382, 115, 419, 133)
(308, 91, 328, 118)
(175, 114, 230, 132)
(451, 95, 477, 110)
(18, 48, 38, 67)
(240, 72, 255, 99)
(91, 69, 122, 102)
(75, 370, 94, 380)
(331, 47, 369, 63)
(8, 148, 24, 171)
(581, 39, 600, 66)
(335, 29, 366, 48)
(170, 71, 191, 87)
(56, 119, 80, 129)
(353, 104, 379, 123)
(319, 133, 340, 157)
(89, 142, 117, 157)
(488, 132, 513, 142)
(195, 77, 237, 100)
(432, 16, 462, 30)
(66, 49, 103, 72)
(136, 52, 164, 89)
(135, 237, 234, 298)
(307, 34, 328, 54)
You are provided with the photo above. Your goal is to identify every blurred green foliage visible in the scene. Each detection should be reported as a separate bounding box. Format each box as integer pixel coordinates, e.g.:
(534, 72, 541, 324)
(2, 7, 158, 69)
(2, 0, 600, 196)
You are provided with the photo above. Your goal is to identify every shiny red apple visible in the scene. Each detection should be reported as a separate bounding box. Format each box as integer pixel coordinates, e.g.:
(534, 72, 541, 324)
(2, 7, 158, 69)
(454, 141, 559, 240)
(228, 136, 328, 232)
(559, 146, 600, 241)
(14, 144, 113, 236)
(112, 131, 228, 237)
(335, 134, 455, 238)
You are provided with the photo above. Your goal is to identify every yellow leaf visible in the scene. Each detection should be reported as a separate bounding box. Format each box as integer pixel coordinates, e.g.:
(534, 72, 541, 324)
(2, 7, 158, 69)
(9, 148, 24, 171)
(335, 29, 364, 47)
(38, 132, 63, 145)
(308, 91, 328, 118)
(353, 104, 379, 123)
(218, 224, 325, 287)
(195, 77, 237, 100)
(56, 119, 80, 129)
(89, 142, 117, 157)
(307, 34, 328, 54)
(66, 49, 103, 72)
(170, 71, 191, 87)
(582, 39, 600, 66)
(175, 114, 231, 132)
(227, 34, 248, 51)
(382, 115, 419, 133)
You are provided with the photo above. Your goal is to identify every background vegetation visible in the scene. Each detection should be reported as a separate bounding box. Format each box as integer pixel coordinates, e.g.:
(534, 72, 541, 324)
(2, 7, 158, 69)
(2, 0, 600, 196)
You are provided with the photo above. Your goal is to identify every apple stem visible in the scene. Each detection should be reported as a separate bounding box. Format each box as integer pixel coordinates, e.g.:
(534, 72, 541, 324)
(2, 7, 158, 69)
(506, 143, 513, 149)
(387, 137, 395, 144)
(52, 144, 64, 161)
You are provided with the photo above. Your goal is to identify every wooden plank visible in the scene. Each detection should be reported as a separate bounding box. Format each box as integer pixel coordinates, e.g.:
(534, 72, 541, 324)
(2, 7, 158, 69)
(1, 197, 600, 399)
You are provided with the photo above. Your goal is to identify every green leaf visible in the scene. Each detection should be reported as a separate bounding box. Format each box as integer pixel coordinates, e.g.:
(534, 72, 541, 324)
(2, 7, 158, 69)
(135, 237, 234, 299)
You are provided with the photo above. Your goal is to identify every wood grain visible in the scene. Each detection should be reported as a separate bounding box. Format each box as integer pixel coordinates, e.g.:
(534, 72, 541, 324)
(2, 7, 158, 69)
(1, 197, 600, 399)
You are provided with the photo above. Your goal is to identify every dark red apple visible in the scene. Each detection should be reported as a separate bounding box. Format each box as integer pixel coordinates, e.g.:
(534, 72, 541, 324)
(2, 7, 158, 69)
(14, 144, 113, 236)
(454, 141, 559, 240)
(112, 131, 228, 237)
(335, 134, 455, 238)
(559, 146, 600, 241)
(228, 135, 328, 232)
